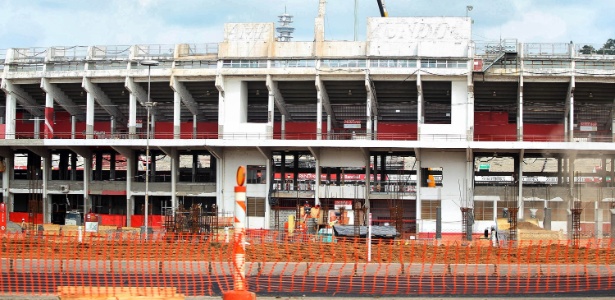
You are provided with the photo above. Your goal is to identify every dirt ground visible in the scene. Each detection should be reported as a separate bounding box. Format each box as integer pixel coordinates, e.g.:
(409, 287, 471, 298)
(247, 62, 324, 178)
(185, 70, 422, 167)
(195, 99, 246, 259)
(2, 231, 614, 264)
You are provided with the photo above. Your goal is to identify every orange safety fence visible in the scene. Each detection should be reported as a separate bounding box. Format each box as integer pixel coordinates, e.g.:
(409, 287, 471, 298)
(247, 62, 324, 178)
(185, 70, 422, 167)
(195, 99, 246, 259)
(1, 229, 615, 297)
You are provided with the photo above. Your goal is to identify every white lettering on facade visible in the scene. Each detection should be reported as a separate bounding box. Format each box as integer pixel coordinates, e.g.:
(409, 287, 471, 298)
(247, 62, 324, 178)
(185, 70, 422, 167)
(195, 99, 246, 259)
(226, 24, 271, 41)
(368, 18, 470, 42)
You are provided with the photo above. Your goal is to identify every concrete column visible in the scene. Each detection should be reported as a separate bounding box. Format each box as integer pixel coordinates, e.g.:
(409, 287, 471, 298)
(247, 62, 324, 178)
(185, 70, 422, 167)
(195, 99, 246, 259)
(129, 93, 137, 138)
(151, 114, 156, 139)
(267, 90, 274, 139)
(595, 200, 603, 241)
(373, 118, 377, 140)
(151, 151, 156, 182)
(415, 154, 422, 232)
(70, 152, 77, 181)
(44, 93, 54, 139)
(43, 153, 51, 223)
(610, 209, 615, 247)
(2, 153, 13, 216)
(71, 115, 76, 139)
(193, 115, 197, 139)
(281, 115, 286, 140)
(126, 151, 135, 227)
(518, 154, 524, 219)
(416, 69, 423, 140)
(314, 157, 321, 206)
(83, 155, 92, 214)
(264, 156, 272, 229)
(192, 153, 198, 182)
(34, 117, 41, 139)
(517, 76, 524, 141)
(366, 93, 372, 139)
(171, 148, 178, 215)
(364, 152, 370, 214)
(316, 93, 323, 140)
(327, 115, 331, 140)
(544, 207, 552, 230)
(59, 152, 68, 180)
(110, 152, 116, 181)
(86, 92, 94, 139)
(110, 116, 116, 136)
(174, 92, 181, 139)
(4, 92, 16, 140)
(95, 152, 103, 181)
(436, 207, 442, 240)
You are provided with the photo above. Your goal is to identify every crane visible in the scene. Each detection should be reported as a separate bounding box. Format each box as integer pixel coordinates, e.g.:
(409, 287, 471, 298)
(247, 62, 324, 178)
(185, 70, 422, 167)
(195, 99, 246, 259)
(376, 0, 388, 17)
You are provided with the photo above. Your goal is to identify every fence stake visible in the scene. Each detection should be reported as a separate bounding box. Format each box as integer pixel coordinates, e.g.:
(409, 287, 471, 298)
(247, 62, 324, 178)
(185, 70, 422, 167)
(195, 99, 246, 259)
(223, 166, 256, 300)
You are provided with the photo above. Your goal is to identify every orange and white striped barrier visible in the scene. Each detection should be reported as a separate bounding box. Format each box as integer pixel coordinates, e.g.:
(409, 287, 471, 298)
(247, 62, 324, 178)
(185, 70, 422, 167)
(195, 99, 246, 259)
(223, 166, 256, 300)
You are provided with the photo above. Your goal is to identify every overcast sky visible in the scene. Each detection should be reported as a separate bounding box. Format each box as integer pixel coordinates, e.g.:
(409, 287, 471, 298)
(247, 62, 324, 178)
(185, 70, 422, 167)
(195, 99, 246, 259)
(0, 0, 613, 49)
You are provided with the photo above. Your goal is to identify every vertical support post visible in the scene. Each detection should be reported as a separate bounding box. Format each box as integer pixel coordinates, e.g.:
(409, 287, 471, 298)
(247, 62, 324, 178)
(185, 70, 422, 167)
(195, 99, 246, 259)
(86, 92, 94, 139)
(223, 166, 256, 300)
(436, 206, 442, 240)
(71, 115, 76, 139)
(173, 92, 181, 139)
(44, 92, 54, 139)
(610, 209, 615, 247)
(281, 115, 286, 140)
(129, 93, 137, 138)
(544, 207, 551, 230)
(4, 92, 16, 140)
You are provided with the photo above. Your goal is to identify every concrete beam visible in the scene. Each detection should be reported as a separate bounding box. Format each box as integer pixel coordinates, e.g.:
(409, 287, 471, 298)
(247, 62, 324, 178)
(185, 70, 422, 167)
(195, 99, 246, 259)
(1, 80, 43, 117)
(308, 146, 320, 161)
(266, 75, 291, 119)
(82, 78, 127, 126)
(68, 147, 91, 159)
(111, 146, 132, 158)
(170, 76, 200, 116)
(256, 146, 271, 160)
(125, 77, 158, 117)
(40, 78, 85, 121)
(157, 146, 172, 157)
(315, 75, 334, 118)
(205, 146, 222, 160)
(25, 146, 49, 159)
(365, 75, 378, 116)
(215, 75, 225, 96)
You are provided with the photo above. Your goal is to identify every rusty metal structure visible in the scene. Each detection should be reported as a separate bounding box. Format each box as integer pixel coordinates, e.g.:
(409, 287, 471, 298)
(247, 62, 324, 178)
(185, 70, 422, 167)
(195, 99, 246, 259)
(164, 203, 217, 235)
(460, 207, 472, 241)
(571, 201, 582, 247)
(508, 207, 518, 242)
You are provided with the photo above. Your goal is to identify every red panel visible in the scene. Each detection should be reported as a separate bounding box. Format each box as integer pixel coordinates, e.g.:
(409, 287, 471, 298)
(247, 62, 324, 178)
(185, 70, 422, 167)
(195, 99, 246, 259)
(180, 122, 218, 139)
(524, 124, 565, 141)
(377, 122, 417, 140)
(130, 215, 164, 228)
(9, 212, 43, 224)
(474, 111, 516, 141)
(0, 124, 5, 139)
(101, 190, 127, 196)
(273, 122, 323, 140)
(99, 214, 127, 227)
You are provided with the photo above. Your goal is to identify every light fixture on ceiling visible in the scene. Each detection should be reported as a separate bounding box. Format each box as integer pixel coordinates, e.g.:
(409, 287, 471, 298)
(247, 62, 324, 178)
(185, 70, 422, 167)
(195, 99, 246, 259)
(256, 89, 260, 96)
(121, 90, 125, 96)
(206, 90, 211, 96)
(80, 91, 84, 96)
(589, 92, 593, 98)
(446, 90, 450, 96)
(348, 89, 352, 96)
(492, 91, 497, 97)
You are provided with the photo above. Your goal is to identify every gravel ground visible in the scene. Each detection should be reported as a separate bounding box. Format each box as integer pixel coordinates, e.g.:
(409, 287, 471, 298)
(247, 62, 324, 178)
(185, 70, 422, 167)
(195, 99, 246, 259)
(6, 220, 23, 233)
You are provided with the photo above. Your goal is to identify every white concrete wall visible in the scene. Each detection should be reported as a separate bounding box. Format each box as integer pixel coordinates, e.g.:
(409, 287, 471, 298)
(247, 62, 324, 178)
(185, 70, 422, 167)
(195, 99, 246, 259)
(420, 151, 467, 233)
(220, 148, 268, 216)
(320, 148, 365, 167)
(220, 78, 268, 138)
(419, 79, 469, 139)
(367, 17, 471, 58)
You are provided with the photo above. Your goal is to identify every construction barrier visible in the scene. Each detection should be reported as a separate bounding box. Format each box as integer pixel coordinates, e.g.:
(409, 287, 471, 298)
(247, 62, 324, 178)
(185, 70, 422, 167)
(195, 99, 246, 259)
(1, 229, 615, 297)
